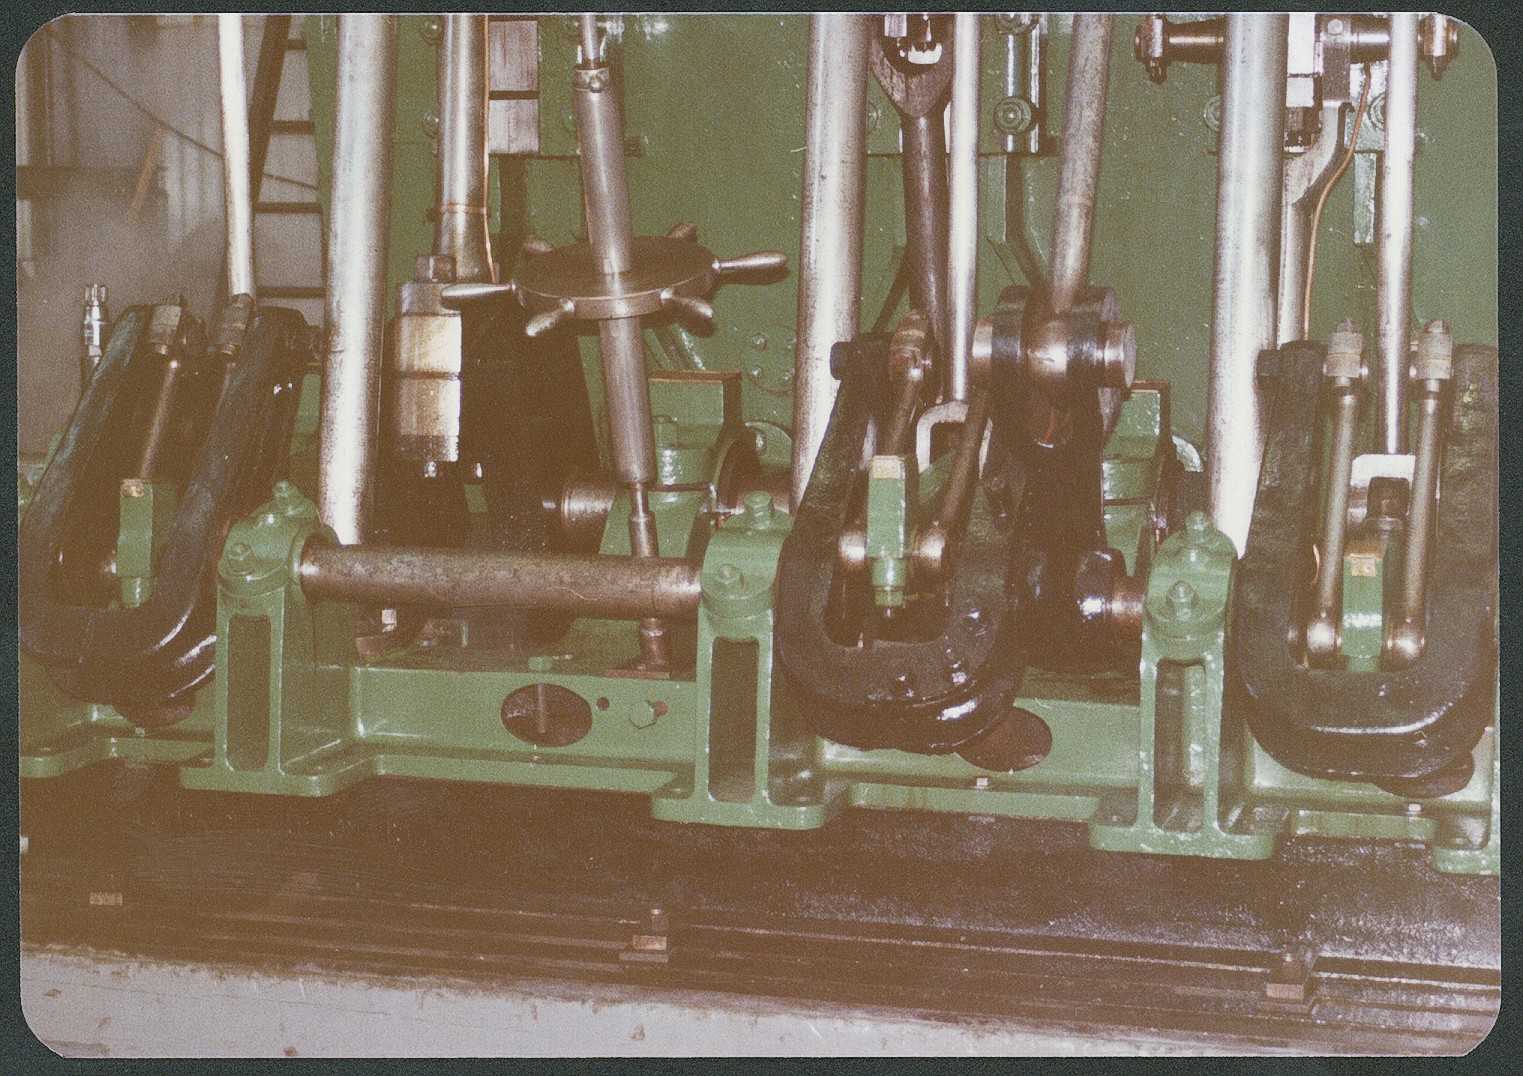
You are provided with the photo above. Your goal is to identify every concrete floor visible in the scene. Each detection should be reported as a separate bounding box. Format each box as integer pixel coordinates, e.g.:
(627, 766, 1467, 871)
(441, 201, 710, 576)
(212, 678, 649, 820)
(20, 943, 1271, 1058)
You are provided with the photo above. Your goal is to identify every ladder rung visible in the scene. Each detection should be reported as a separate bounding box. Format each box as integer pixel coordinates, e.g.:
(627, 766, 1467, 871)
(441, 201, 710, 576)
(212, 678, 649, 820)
(262, 286, 326, 300)
(256, 201, 322, 215)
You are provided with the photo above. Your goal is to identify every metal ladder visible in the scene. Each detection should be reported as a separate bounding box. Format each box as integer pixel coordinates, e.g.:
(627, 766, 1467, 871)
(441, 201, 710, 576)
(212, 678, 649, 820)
(244, 15, 326, 329)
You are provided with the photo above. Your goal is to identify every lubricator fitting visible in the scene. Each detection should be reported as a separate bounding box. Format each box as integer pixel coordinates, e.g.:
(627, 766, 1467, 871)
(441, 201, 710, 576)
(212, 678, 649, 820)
(1324, 317, 1364, 380)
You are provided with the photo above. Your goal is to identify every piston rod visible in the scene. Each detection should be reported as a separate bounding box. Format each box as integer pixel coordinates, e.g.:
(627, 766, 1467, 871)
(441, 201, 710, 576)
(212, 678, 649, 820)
(1048, 13, 1113, 318)
(300, 545, 702, 619)
(217, 14, 256, 301)
(435, 14, 493, 283)
(1377, 12, 1419, 454)
(1206, 14, 1288, 554)
(792, 14, 871, 508)
(901, 113, 950, 357)
(318, 15, 397, 545)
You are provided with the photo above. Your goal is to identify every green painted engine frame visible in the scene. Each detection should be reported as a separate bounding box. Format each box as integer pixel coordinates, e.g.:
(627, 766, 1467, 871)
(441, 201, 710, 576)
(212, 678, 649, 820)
(17, 15, 1498, 875)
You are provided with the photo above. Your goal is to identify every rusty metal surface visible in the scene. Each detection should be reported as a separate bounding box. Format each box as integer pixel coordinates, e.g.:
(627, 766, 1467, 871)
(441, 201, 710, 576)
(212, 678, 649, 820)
(18, 764, 1500, 1054)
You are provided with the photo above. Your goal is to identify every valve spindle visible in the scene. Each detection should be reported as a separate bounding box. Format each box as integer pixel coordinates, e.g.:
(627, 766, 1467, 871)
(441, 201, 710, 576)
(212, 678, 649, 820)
(441, 13, 787, 671)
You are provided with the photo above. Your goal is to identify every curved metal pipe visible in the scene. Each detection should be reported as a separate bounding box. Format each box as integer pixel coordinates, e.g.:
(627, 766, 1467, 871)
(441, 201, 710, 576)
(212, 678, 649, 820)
(791, 14, 871, 508)
(319, 15, 397, 545)
(1048, 13, 1113, 318)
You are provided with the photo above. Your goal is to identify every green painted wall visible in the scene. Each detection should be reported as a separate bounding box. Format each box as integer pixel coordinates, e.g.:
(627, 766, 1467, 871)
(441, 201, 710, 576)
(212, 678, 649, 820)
(306, 14, 1497, 451)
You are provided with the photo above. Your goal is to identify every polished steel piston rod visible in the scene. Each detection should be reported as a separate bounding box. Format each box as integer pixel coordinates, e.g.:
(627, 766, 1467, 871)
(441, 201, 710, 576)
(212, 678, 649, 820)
(435, 14, 494, 283)
(300, 544, 702, 619)
(318, 15, 397, 545)
(792, 14, 871, 508)
(1206, 14, 1288, 555)
(217, 14, 256, 301)
(1377, 12, 1420, 454)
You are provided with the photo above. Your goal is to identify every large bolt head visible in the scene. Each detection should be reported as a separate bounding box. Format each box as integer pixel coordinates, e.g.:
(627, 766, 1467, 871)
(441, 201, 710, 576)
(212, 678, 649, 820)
(1166, 579, 1198, 619)
(992, 96, 1034, 136)
(225, 542, 253, 570)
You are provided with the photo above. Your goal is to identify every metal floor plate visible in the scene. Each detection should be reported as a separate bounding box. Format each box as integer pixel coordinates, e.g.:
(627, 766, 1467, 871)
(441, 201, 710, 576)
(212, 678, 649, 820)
(18, 762, 1501, 1054)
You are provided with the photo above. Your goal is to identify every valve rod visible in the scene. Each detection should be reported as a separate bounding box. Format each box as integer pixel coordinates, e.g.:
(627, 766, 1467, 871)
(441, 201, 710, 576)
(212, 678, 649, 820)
(574, 13, 667, 666)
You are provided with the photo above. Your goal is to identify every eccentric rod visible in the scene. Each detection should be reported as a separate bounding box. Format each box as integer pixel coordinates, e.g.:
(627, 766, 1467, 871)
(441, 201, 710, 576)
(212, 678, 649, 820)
(299, 544, 702, 619)
(791, 14, 871, 508)
(217, 14, 256, 301)
(1048, 13, 1113, 317)
(1389, 321, 1453, 666)
(1305, 324, 1364, 662)
(318, 15, 397, 545)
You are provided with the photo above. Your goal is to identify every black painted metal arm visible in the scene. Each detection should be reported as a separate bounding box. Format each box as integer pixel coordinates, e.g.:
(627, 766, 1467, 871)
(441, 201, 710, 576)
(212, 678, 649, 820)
(1230, 342, 1496, 786)
(776, 335, 1029, 754)
(20, 307, 312, 726)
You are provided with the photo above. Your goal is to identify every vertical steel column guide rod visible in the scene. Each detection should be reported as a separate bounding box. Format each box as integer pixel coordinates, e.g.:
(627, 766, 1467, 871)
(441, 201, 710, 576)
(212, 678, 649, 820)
(318, 15, 397, 545)
(217, 14, 256, 302)
(945, 13, 982, 403)
(1206, 14, 1288, 555)
(791, 14, 870, 509)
